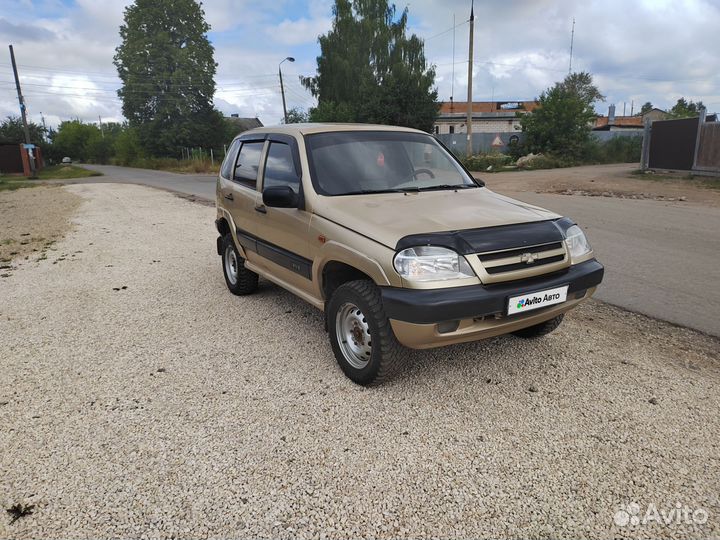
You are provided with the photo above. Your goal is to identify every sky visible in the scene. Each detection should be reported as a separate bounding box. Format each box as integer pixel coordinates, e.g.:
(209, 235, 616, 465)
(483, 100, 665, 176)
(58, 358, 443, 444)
(0, 0, 718, 129)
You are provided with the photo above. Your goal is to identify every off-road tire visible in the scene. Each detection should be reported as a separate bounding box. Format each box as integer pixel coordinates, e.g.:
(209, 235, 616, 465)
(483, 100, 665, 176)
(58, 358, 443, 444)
(327, 280, 405, 386)
(221, 233, 258, 296)
(512, 314, 564, 339)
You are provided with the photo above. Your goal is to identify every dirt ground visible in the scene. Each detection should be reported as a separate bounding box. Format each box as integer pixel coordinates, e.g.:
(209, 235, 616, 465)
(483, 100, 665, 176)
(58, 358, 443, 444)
(1, 183, 719, 539)
(475, 163, 720, 207)
(0, 186, 82, 274)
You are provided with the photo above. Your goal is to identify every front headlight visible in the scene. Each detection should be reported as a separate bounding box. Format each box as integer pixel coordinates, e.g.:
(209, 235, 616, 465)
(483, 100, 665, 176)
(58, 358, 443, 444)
(393, 246, 475, 282)
(564, 224, 592, 259)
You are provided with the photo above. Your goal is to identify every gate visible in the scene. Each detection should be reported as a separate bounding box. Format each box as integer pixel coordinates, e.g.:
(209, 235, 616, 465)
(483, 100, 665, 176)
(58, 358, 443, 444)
(647, 117, 699, 170)
(0, 143, 24, 174)
(695, 122, 720, 172)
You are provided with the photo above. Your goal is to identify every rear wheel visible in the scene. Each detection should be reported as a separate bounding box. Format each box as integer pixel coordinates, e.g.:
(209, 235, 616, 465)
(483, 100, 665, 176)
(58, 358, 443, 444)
(512, 314, 564, 339)
(222, 234, 258, 296)
(327, 280, 404, 386)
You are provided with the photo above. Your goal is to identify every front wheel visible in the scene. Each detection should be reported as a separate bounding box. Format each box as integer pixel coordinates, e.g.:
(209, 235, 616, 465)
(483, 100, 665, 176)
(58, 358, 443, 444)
(512, 314, 564, 339)
(221, 234, 258, 296)
(327, 280, 405, 386)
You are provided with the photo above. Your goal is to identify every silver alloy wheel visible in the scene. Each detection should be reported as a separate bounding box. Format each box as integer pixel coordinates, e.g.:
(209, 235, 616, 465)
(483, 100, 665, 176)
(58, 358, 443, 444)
(336, 302, 372, 369)
(224, 245, 238, 286)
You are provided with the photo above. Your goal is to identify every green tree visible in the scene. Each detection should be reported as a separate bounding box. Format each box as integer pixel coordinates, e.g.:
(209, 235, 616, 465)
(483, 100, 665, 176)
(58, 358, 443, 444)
(520, 71, 604, 161)
(668, 97, 705, 118)
(301, 0, 438, 131)
(114, 0, 224, 156)
(640, 101, 654, 115)
(114, 127, 143, 165)
(51, 120, 113, 162)
(0, 116, 46, 144)
(85, 130, 113, 164)
(283, 107, 310, 124)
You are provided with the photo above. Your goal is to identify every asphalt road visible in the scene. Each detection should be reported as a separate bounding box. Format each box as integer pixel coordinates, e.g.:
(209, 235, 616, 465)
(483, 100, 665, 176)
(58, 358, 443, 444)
(79, 164, 217, 199)
(79, 164, 720, 336)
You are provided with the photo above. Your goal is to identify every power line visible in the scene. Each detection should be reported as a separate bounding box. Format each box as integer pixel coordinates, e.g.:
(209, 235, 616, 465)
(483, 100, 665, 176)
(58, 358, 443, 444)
(443, 59, 719, 83)
(0, 61, 280, 81)
(0, 79, 282, 94)
(418, 18, 469, 42)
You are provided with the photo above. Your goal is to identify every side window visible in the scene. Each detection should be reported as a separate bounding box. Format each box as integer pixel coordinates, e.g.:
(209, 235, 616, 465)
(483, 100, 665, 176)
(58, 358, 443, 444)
(263, 142, 300, 193)
(220, 139, 241, 179)
(234, 141, 264, 188)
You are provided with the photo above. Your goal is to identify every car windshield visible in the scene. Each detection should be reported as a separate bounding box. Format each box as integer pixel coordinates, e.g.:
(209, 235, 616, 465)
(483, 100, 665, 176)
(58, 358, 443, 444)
(305, 131, 481, 196)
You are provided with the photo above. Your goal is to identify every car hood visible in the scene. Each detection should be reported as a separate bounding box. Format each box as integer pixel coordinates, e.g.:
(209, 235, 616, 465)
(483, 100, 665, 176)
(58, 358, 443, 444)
(311, 187, 561, 250)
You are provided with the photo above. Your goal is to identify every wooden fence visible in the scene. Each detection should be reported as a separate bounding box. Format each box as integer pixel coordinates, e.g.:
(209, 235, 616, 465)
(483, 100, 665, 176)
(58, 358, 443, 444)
(694, 121, 720, 172)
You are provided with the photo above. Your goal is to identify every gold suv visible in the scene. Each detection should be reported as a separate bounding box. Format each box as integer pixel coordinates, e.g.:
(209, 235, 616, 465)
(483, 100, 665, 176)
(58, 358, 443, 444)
(216, 124, 604, 385)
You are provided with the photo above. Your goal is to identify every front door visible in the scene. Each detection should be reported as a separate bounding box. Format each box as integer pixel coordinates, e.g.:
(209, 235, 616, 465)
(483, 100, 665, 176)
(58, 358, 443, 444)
(252, 135, 314, 296)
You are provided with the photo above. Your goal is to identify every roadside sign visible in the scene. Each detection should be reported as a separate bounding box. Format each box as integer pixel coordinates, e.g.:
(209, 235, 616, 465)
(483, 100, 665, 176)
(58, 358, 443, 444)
(491, 135, 504, 147)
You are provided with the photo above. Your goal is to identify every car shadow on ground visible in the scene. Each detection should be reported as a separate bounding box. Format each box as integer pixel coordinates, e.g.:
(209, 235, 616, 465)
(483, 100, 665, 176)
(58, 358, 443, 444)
(245, 276, 569, 390)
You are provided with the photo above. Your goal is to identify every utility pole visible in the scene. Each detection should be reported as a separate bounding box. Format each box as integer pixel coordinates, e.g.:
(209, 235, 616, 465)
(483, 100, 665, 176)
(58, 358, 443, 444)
(278, 56, 295, 124)
(451, 13, 456, 104)
(98, 115, 104, 138)
(9, 44, 35, 176)
(465, 1, 474, 157)
(568, 18, 575, 74)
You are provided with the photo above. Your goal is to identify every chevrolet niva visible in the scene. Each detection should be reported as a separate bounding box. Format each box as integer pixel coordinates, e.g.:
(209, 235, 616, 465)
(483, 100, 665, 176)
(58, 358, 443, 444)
(216, 124, 604, 385)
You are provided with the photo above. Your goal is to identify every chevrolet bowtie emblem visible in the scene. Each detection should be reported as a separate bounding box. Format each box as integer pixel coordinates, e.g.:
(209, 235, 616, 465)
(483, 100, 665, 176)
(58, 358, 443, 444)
(520, 252, 540, 264)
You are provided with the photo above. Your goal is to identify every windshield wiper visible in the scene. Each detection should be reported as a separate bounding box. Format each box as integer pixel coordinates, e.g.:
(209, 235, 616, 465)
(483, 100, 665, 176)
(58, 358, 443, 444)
(416, 184, 477, 192)
(339, 187, 420, 195)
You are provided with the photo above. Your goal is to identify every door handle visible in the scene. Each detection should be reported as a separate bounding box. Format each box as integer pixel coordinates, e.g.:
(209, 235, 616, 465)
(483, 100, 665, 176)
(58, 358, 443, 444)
(254, 205, 267, 214)
(223, 193, 234, 201)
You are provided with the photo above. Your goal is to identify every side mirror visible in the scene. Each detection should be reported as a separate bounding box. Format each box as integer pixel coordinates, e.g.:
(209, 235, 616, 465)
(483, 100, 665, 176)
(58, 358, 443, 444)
(262, 185, 298, 208)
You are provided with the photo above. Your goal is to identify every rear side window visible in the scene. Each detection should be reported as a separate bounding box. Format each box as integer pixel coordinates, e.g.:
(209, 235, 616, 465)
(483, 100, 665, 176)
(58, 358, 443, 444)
(263, 142, 300, 193)
(234, 141, 264, 188)
(220, 139, 241, 179)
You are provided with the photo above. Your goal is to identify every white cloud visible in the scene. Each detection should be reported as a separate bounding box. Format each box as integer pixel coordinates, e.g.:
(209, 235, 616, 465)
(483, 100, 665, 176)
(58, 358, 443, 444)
(270, 16, 331, 45)
(1, 0, 719, 130)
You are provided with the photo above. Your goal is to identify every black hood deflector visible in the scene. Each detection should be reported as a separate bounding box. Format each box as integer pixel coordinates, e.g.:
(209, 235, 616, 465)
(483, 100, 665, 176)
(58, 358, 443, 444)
(395, 217, 574, 254)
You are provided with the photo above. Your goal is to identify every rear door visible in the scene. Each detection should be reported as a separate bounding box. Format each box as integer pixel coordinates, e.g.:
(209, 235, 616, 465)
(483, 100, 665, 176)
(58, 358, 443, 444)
(252, 134, 314, 294)
(219, 136, 267, 263)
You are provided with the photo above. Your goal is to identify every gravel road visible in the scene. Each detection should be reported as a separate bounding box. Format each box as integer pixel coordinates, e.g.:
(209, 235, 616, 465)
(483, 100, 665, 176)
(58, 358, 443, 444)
(74, 163, 720, 337)
(1, 184, 719, 539)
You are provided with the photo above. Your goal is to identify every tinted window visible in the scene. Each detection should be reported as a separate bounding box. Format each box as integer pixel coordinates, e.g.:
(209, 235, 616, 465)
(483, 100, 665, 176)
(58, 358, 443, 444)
(306, 131, 477, 196)
(234, 141, 264, 188)
(263, 142, 300, 193)
(220, 139, 241, 179)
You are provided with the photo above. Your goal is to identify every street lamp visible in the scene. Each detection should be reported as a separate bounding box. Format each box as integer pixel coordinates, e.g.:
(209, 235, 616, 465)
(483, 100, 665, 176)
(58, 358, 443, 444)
(279, 56, 295, 124)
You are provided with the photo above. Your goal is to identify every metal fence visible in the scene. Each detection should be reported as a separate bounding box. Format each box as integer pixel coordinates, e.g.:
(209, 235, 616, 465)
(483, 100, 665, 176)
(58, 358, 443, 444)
(641, 109, 720, 174)
(646, 117, 699, 170)
(437, 130, 644, 155)
(436, 132, 523, 154)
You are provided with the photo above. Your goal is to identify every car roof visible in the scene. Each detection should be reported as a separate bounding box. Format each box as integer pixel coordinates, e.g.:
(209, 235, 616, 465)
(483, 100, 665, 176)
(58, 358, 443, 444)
(237, 123, 429, 137)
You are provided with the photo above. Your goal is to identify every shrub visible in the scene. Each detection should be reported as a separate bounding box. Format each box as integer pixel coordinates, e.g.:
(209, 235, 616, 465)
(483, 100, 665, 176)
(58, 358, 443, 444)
(517, 154, 573, 170)
(461, 153, 513, 171)
(581, 136, 642, 164)
(113, 128, 143, 166)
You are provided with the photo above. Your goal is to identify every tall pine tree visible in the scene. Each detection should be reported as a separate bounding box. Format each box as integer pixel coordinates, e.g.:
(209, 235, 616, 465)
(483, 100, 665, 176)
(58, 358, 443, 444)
(114, 0, 225, 156)
(302, 0, 438, 132)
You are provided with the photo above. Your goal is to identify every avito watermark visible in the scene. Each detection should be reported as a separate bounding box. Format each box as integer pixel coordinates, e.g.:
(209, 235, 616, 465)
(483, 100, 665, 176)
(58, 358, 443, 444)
(614, 502, 708, 527)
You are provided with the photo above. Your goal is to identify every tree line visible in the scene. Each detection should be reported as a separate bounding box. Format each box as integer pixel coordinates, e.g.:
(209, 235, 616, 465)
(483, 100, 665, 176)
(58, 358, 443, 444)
(1, 0, 709, 167)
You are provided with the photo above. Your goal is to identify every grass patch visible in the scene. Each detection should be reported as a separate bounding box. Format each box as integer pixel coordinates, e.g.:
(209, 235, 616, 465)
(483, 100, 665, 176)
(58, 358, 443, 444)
(114, 157, 220, 174)
(629, 170, 720, 190)
(34, 165, 103, 180)
(0, 178, 32, 191)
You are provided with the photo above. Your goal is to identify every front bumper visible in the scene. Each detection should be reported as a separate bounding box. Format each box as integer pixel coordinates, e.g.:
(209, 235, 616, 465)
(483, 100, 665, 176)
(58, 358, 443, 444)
(380, 259, 604, 349)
